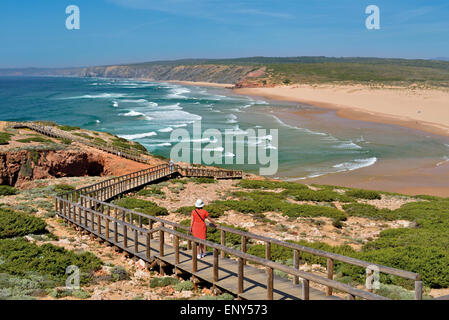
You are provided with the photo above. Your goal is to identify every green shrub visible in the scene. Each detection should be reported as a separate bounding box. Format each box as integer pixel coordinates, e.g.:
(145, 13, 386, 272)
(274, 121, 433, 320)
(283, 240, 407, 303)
(198, 293, 235, 300)
(0, 239, 102, 285)
(0, 185, 19, 196)
(237, 179, 308, 191)
(150, 277, 179, 288)
(345, 189, 382, 200)
(0, 132, 13, 145)
(48, 288, 90, 299)
(93, 137, 107, 146)
(17, 136, 52, 144)
(52, 184, 75, 195)
(175, 280, 194, 292)
(113, 198, 168, 221)
(343, 203, 395, 220)
(58, 138, 72, 145)
(110, 266, 129, 281)
(0, 209, 47, 239)
(73, 132, 94, 140)
(59, 125, 80, 131)
(137, 187, 165, 197)
(190, 177, 216, 184)
(287, 189, 353, 202)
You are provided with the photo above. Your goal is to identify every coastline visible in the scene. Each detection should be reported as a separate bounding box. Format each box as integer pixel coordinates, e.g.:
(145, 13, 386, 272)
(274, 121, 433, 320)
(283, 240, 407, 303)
(144, 79, 233, 88)
(233, 84, 449, 138)
(135, 79, 449, 196)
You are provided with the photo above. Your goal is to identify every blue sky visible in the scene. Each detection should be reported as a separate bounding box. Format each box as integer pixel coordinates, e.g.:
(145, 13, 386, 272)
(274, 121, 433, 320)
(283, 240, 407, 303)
(0, 0, 448, 68)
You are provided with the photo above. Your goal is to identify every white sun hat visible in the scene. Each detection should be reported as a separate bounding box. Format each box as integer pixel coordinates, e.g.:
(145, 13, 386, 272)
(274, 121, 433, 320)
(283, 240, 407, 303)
(195, 199, 205, 208)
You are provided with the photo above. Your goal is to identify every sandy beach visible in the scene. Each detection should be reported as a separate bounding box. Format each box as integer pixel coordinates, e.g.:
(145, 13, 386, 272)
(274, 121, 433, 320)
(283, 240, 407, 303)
(234, 84, 449, 138)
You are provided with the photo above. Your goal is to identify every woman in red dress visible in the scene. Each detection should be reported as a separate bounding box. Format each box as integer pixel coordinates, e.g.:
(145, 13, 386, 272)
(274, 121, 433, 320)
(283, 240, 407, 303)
(190, 199, 216, 259)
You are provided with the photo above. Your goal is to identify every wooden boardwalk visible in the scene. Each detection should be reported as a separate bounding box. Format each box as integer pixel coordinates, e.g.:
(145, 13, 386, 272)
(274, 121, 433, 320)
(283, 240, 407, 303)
(55, 162, 424, 300)
(64, 207, 337, 300)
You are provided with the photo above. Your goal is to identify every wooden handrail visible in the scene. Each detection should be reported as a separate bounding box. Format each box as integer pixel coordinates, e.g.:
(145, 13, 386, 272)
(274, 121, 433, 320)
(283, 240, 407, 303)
(160, 227, 389, 301)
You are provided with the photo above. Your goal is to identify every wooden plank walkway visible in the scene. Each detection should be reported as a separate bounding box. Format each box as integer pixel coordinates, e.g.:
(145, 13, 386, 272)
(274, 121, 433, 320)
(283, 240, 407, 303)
(65, 207, 338, 300)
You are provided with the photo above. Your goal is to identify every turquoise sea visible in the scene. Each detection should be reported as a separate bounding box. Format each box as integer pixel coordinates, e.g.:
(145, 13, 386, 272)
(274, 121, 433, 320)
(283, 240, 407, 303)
(1, 76, 449, 179)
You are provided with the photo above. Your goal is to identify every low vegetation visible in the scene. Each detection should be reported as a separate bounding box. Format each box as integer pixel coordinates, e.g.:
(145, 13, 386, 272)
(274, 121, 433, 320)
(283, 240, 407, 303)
(0, 132, 13, 145)
(0, 208, 47, 239)
(16, 136, 52, 144)
(0, 185, 19, 196)
(150, 277, 179, 288)
(0, 239, 102, 285)
(345, 189, 382, 200)
(113, 198, 169, 222)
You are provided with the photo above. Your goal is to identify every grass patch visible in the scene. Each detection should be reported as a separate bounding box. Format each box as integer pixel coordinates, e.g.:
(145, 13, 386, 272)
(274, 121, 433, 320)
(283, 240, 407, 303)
(237, 179, 309, 191)
(190, 177, 216, 184)
(17, 136, 53, 144)
(0, 185, 19, 196)
(0, 208, 47, 239)
(113, 198, 168, 222)
(345, 189, 382, 200)
(343, 203, 395, 220)
(58, 125, 80, 131)
(137, 187, 165, 197)
(175, 280, 194, 292)
(150, 277, 179, 288)
(285, 189, 354, 202)
(52, 184, 75, 195)
(0, 238, 102, 285)
(0, 132, 13, 145)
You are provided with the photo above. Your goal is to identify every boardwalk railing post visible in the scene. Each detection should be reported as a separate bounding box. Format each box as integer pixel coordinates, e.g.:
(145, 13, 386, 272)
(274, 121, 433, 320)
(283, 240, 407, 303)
(301, 279, 310, 300)
(97, 214, 101, 235)
(327, 258, 334, 296)
(159, 228, 165, 257)
(123, 225, 128, 248)
(175, 235, 180, 265)
(221, 230, 226, 258)
(238, 257, 244, 295)
(192, 242, 197, 273)
(149, 221, 154, 239)
(134, 229, 138, 254)
(105, 217, 110, 240)
(265, 241, 271, 261)
(267, 267, 273, 300)
(294, 249, 299, 285)
(415, 279, 423, 300)
(241, 235, 247, 265)
(146, 232, 151, 259)
(213, 248, 219, 283)
(114, 221, 118, 243)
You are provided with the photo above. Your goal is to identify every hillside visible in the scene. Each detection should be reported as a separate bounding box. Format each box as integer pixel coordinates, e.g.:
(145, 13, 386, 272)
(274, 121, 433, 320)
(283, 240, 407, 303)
(2, 57, 449, 88)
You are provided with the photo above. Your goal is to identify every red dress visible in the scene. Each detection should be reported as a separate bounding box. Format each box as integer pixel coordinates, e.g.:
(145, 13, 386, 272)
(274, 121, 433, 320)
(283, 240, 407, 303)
(191, 209, 209, 240)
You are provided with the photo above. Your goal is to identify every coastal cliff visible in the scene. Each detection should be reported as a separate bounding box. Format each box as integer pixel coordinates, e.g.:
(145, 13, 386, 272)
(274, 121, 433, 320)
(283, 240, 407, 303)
(0, 150, 106, 186)
(77, 64, 262, 84)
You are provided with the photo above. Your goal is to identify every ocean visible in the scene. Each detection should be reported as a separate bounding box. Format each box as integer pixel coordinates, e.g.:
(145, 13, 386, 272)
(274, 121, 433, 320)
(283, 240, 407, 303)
(1, 76, 449, 180)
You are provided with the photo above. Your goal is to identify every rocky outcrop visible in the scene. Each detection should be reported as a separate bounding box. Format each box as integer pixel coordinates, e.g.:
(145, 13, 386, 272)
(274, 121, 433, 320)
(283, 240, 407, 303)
(0, 150, 105, 187)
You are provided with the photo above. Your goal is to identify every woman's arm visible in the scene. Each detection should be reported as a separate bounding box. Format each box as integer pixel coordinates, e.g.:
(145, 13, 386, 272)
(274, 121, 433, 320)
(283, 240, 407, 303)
(206, 217, 216, 225)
